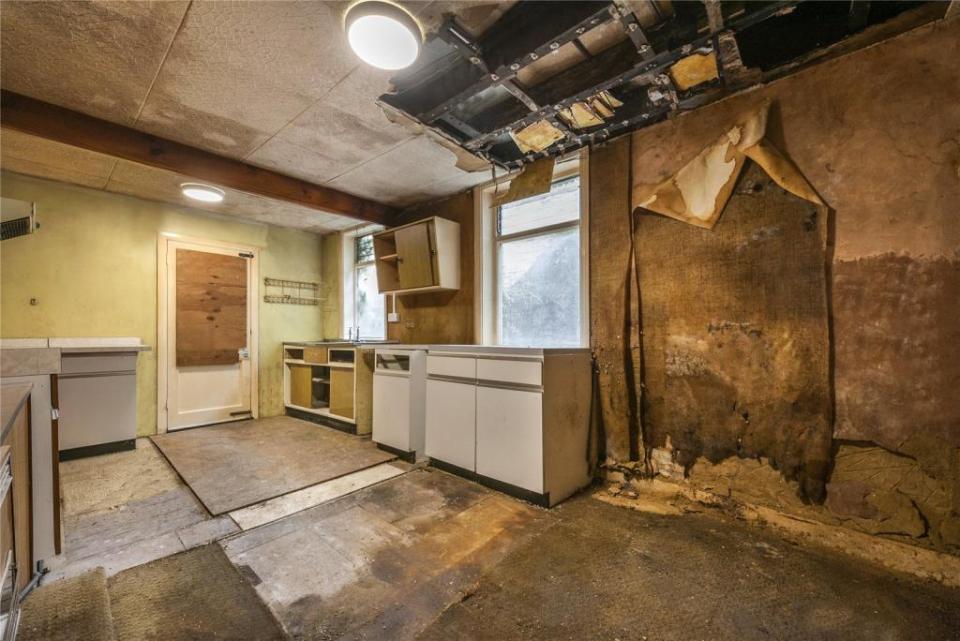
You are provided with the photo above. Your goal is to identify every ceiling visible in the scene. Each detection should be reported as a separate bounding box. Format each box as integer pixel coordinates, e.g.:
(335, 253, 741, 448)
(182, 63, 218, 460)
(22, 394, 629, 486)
(0, 1, 944, 233)
(0, 1, 512, 231)
(382, 0, 944, 168)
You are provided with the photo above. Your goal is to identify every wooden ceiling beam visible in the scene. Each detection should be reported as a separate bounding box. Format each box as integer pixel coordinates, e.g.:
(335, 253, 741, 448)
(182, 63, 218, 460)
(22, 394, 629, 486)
(0, 90, 397, 225)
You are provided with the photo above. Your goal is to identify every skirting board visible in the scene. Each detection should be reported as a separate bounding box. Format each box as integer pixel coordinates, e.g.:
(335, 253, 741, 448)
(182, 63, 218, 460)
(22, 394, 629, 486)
(59, 439, 136, 461)
(285, 407, 356, 434)
(428, 458, 551, 508)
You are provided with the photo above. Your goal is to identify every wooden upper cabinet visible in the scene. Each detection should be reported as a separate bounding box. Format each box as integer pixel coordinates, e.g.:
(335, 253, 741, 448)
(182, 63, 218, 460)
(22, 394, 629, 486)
(395, 222, 435, 289)
(373, 217, 460, 294)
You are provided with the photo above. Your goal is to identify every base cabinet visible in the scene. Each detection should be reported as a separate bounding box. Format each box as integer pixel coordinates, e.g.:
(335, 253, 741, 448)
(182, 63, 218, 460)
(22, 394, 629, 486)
(424, 348, 592, 507)
(372, 374, 410, 451)
(425, 379, 476, 472)
(475, 385, 543, 493)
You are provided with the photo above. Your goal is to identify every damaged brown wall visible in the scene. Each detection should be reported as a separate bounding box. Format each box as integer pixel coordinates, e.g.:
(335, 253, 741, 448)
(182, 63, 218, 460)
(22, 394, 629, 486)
(387, 190, 475, 344)
(592, 18, 960, 552)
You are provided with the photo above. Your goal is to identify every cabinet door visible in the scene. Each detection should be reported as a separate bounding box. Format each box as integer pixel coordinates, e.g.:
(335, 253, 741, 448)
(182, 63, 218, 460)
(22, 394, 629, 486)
(425, 379, 476, 471)
(395, 222, 436, 289)
(329, 368, 354, 419)
(373, 374, 410, 450)
(476, 385, 543, 493)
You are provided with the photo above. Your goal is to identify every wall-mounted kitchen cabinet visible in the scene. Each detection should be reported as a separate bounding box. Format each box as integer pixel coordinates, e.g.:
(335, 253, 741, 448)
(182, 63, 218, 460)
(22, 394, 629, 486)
(373, 216, 459, 294)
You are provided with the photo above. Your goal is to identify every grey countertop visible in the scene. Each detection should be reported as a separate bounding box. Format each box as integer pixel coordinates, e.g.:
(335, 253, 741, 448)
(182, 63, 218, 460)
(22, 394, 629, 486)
(285, 341, 589, 355)
(1, 338, 150, 353)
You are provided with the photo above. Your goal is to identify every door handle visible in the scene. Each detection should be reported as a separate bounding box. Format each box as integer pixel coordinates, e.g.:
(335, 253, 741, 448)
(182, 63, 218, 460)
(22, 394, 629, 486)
(238, 347, 250, 360)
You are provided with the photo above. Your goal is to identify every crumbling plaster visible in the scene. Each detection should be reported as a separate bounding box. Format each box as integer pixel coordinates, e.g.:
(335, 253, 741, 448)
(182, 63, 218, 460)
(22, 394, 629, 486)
(592, 18, 960, 553)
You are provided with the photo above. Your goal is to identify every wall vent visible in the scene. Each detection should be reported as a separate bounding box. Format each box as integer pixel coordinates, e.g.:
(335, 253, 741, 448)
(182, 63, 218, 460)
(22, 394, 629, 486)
(0, 197, 36, 241)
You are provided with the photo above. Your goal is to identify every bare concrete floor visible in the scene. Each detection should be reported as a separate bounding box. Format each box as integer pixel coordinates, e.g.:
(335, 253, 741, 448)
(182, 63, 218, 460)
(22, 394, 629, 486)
(42, 433, 960, 641)
(151, 416, 396, 514)
(47, 438, 237, 581)
(416, 495, 960, 641)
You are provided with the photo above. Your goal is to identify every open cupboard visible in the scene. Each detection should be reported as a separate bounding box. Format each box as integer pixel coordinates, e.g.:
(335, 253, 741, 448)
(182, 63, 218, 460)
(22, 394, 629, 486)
(282, 343, 374, 435)
(373, 216, 460, 294)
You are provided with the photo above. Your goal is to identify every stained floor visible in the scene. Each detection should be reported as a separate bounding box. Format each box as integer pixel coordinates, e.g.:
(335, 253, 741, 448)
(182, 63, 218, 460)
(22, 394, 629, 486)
(416, 496, 960, 641)
(223, 468, 550, 641)
(46, 438, 236, 582)
(36, 426, 960, 641)
(151, 416, 396, 514)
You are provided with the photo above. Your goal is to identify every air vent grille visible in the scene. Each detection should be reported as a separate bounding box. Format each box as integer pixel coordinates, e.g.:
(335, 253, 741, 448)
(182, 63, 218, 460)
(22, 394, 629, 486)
(1, 216, 31, 241)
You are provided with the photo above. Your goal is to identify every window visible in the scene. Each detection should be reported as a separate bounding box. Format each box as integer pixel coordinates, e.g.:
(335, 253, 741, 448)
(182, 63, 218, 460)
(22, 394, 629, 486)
(346, 231, 386, 340)
(494, 175, 585, 347)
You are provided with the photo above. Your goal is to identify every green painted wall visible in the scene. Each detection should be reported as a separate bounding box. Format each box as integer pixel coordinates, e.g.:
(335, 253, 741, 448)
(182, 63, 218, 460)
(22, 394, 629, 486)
(1, 171, 327, 436)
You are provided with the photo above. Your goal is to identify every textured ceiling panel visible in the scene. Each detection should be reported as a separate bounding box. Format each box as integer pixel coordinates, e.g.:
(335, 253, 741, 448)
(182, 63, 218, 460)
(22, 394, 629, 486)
(327, 135, 488, 207)
(0, 0, 499, 213)
(0, 129, 116, 189)
(136, 1, 358, 158)
(0, 1, 189, 125)
(246, 97, 412, 183)
(0, 130, 359, 233)
(107, 161, 360, 233)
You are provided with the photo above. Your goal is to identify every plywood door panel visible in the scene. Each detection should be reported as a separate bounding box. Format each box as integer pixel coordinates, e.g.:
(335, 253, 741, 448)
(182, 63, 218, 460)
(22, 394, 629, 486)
(289, 365, 313, 408)
(329, 368, 354, 419)
(395, 222, 436, 290)
(176, 249, 247, 366)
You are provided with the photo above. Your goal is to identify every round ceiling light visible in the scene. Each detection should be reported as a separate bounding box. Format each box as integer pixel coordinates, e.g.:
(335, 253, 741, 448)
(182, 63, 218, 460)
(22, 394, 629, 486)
(180, 183, 225, 203)
(345, 1, 422, 70)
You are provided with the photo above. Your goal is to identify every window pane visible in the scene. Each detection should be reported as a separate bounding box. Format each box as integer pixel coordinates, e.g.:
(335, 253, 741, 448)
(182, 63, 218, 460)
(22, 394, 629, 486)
(355, 233, 375, 264)
(498, 176, 580, 236)
(497, 227, 580, 347)
(355, 263, 385, 339)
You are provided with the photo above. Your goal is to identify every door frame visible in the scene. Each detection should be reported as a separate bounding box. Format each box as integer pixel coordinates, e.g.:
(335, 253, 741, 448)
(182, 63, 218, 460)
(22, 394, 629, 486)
(157, 233, 260, 434)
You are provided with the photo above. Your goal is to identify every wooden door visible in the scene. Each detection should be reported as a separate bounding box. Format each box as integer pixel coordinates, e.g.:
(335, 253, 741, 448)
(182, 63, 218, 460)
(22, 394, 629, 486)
(164, 241, 255, 430)
(395, 222, 436, 290)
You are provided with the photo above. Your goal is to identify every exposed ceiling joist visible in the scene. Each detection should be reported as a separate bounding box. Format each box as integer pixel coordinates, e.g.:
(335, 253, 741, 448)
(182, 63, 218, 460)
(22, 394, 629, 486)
(462, 1, 800, 153)
(416, 2, 619, 124)
(0, 90, 397, 225)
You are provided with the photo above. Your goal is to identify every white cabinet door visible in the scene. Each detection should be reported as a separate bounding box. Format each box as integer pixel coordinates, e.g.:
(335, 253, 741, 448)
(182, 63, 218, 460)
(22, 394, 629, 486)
(373, 374, 410, 451)
(476, 385, 543, 493)
(425, 379, 476, 471)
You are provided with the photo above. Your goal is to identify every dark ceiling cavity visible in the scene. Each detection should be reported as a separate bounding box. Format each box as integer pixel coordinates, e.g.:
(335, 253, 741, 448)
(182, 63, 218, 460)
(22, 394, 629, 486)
(378, 0, 942, 171)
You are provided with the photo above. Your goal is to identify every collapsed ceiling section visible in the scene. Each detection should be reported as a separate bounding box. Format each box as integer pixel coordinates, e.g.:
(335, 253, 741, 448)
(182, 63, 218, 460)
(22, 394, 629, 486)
(380, 0, 941, 170)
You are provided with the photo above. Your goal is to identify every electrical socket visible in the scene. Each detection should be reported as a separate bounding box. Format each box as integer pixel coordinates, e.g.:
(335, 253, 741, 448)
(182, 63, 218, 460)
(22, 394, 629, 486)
(388, 312, 400, 323)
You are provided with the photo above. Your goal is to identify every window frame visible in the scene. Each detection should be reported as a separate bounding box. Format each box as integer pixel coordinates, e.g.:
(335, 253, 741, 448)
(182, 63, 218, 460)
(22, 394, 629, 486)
(341, 225, 386, 340)
(475, 151, 589, 347)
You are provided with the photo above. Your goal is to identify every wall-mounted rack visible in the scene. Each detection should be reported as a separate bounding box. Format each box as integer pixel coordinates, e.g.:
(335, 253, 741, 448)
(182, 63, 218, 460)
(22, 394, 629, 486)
(263, 277, 323, 305)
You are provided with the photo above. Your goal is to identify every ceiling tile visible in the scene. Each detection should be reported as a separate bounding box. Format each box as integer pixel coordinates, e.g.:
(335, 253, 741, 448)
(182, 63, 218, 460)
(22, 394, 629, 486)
(107, 161, 358, 232)
(0, 1, 190, 125)
(136, 1, 358, 158)
(248, 100, 412, 180)
(0, 130, 116, 188)
(327, 135, 487, 206)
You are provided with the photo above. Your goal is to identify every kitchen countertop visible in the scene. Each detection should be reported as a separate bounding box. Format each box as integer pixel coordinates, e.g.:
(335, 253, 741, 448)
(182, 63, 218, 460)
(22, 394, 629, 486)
(426, 345, 590, 356)
(1, 382, 32, 440)
(284, 340, 399, 348)
(1, 337, 150, 353)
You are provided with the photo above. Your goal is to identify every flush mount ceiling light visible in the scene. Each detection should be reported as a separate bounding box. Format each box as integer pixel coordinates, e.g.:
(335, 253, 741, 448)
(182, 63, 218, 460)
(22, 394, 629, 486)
(344, 1, 422, 70)
(180, 183, 225, 203)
